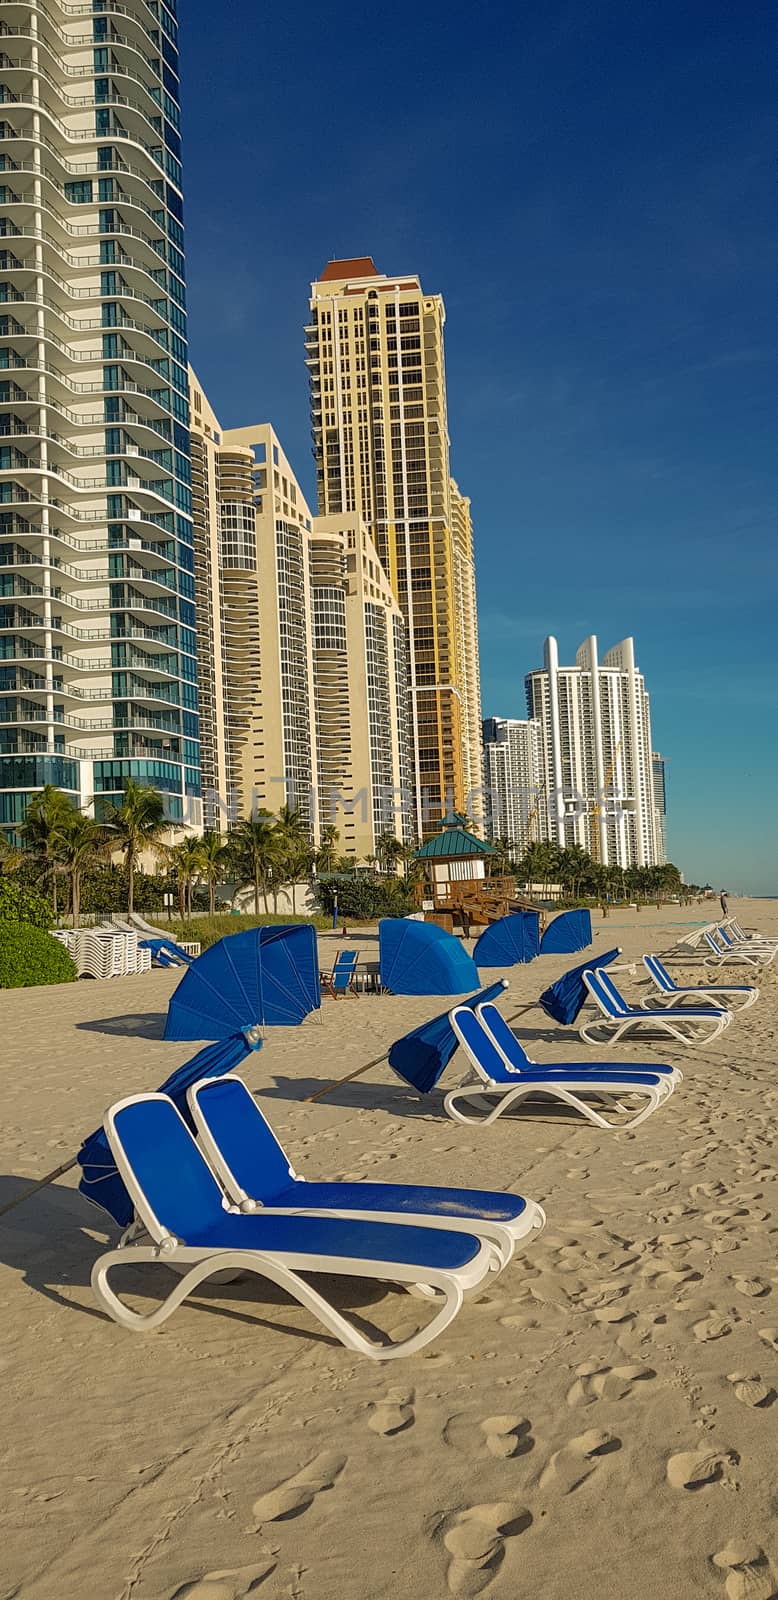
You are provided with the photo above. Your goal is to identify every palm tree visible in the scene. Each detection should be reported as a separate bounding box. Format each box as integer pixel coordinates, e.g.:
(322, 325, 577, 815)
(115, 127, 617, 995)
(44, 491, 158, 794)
(557, 844, 591, 900)
(103, 778, 166, 915)
(313, 823, 340, 875)
(375, 831, 405, 876)
(487, 834, 516, 878)
(18, 785, 74, 917)
(275, 803, 313, 913)
(0, 828, 23, 875)
(197, 828, 229, 916)
(518, 840, 560, 897)
(168, 835, 204, 918)
(228, 810, 279, 914)
(58, 811, 108, 927)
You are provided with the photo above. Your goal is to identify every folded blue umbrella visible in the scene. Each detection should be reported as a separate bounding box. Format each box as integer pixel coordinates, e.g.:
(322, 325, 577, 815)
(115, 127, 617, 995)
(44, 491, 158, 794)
(538, 947, 621, 1025)
(387, 979, 509, 1093)
(77, 1032, 264, 1228)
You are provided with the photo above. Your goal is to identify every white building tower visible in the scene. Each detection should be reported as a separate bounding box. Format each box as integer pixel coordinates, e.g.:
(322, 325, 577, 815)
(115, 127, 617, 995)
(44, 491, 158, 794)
(0, 0, 200, 833)
(525, 634, 660, 868)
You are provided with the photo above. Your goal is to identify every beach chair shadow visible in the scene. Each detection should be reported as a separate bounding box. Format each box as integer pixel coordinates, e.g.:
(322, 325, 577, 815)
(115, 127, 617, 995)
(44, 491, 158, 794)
(258, 1074, 438, 1117)
(0, 1173, 391, 1342)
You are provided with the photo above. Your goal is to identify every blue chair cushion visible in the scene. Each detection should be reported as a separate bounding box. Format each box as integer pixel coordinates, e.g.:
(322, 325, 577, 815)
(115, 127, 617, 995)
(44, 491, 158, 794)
(186, 1210, 483, 1270)
(271, 1180, 528, 1226)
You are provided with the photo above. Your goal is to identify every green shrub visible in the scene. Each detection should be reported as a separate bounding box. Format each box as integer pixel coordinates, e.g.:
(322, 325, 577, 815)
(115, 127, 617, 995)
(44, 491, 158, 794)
(168, 912, 331, 952)
(0, 878, 54, 929)
(0, 921, 77, 988)
(315, 874, 414, 920)
(80, 864, 167, 914)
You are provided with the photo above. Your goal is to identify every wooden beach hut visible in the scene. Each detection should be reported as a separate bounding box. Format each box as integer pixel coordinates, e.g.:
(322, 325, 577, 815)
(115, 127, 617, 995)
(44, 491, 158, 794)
(412, 817, 520, 935)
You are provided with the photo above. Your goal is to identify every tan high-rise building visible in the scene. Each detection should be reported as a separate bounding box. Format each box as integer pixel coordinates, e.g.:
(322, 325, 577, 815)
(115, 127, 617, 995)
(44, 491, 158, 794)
(189, 378, 317, 832)
(307, 258, 483, 837)
(189, 371, 412, 857)
(310, 515, 413, 859)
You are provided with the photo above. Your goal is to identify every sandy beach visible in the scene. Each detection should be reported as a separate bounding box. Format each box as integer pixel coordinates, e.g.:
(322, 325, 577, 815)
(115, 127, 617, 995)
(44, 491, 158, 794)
(1, 900, 777, 1600)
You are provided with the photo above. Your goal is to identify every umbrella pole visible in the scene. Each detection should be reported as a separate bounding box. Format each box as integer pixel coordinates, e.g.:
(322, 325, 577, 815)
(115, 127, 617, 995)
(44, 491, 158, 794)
(305, 1051, 390, 1103)
(0, 1155, 78, 1220)
(506, 1002, 539, 1024)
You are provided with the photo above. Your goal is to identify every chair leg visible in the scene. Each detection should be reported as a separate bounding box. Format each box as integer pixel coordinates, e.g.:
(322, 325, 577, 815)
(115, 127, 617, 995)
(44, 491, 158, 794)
(444, 1082, 667, 1130)
(92, 1247, 470, 1361)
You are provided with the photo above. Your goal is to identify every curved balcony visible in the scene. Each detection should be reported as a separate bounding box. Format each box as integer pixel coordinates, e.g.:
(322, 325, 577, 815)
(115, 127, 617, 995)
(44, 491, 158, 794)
(48, 0, 160, 51)
(3, 87, 167, 175)
(0, 222, 172, 299)
(1, 16, 162, 85)
(1, 50, 164, 139)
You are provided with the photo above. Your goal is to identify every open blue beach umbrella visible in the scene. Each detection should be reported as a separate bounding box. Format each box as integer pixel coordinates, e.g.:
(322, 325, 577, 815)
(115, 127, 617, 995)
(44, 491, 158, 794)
(165, 925, 320, 1040)
(539, 909, 593, 955)
(388, 979, 509, 1094)
(379, 918, 479, 996)
(78, 927, 320, 1228)
(473, 912, 540, 967)
(538, 946, 620, 1025)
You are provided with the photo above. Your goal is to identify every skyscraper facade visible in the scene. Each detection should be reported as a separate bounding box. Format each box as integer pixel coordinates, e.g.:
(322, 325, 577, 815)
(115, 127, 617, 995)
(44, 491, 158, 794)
(482, 715, 543, 854)
(307, 257, 483, 838)
(189, 385, 318, 832)
(651, 751, 668, 864)
(310, 514, 413, 860)
(0, 0, 200, 830)
(189, 376, 412, 856)
(525, 635, 660, 868)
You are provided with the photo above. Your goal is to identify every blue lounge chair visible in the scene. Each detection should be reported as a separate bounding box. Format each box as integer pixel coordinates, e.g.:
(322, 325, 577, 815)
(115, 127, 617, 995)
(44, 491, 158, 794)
(92, 1093, 497, 1359)
(643, 953, 758, 1012)
(728, 917, 778, 947)
(581, 968, 731, 1045)
(476, 1001, 681, 1087)
(715, 926, 777, 960)
(187, 1074, 545, 1270)
(702, 930, 771, 970)
(448, 1007, 678, 1129)
(138, 936, 193, 968)
(322, 949, 360, 997)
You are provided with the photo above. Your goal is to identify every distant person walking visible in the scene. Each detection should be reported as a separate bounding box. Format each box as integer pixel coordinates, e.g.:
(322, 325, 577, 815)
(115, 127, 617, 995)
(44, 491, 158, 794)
(720, 890, 729, 918)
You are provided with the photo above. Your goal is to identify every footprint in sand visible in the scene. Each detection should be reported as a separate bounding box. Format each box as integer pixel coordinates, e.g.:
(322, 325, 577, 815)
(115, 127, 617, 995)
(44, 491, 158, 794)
(726, 1373, 776, 1409)
(169, 1562, 276, 1599)
(666, 1447, 738, 1490)
(537, 1429, 621, 1494)
(694, 1314, 735, 1343)
(439, 1502, 531, 1596)
(713, 1541, 777, 1600)
(566, 1362, 655, 1407)
(443, 1412, 534, 1459)
(252, 1451, 346, 1523)
(732, 1277, 770, 1299)
(368, 1390, 415, 1435)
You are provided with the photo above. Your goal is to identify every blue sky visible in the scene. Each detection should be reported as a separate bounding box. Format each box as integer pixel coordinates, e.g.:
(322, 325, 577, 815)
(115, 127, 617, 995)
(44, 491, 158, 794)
(181, 0, 776, 893)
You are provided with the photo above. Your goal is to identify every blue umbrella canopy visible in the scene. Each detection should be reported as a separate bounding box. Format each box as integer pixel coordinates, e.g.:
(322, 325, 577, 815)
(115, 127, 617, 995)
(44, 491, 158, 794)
(388, 979, 509, 1093)
(540, 909, 593, 955)
(165, 925, 320, 1041)
(379, 918, 479, 995)
(78, 927, 320, 1227)
(473, 912, 540, 967)
(538, 946, 620, 1025)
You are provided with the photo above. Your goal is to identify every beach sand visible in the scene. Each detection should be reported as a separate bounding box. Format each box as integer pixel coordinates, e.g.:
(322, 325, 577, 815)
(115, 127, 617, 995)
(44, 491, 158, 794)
(1, 900, 776, 1600)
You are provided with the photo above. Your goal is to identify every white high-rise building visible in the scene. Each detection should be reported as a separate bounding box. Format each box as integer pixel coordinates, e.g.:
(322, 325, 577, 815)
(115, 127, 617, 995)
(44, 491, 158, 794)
(525, 635, 660, 868)
(0, 0, 201, 834)
(482, 716, 543, 854)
